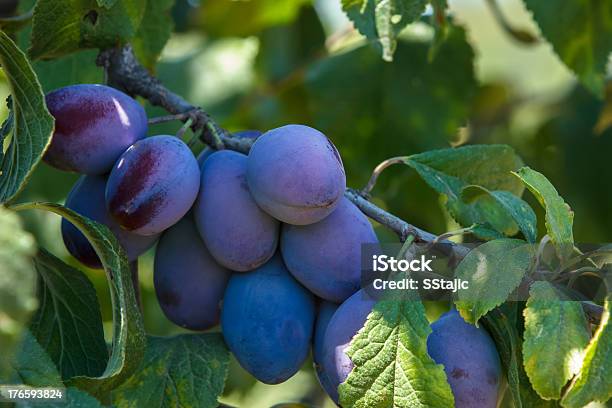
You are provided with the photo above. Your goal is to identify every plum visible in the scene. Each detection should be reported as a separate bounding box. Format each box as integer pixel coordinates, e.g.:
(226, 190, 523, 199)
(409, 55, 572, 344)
(427, 310, 502, 408)
(281, 197, 378, 303)
(194, 150, 279, 271)
(44, 84, 147, 174)
(197, 130, 261, 167)
(105, 135, 200, 235)
(313, 301, 339, 399)
(221, 254, 315, 384)
(154, 216, 231, 330)
(62, 175, 159, 269)
(246, 125, 346, 225)
(319, 289, 376, 403)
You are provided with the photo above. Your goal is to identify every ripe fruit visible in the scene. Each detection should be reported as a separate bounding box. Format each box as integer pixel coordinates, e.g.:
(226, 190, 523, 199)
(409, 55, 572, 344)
(427, 310, 502, 408)
(246, 124, 346, 225)
(44, 84, 147, 175)
(62, 175, 159, 269)
(154, 216, 231, 330)
(281, 197, 378, 303)
(313, 301, 339, 399)
(221, 254, 315, 384)
(197, 130, 261, 167)
(105, 135, 200, 235)
(194, 150, 279, 271)
(319, 289, 376, 403)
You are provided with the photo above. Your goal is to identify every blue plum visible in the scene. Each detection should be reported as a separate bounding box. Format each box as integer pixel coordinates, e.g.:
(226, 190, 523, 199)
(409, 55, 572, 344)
(427, 310, 502, 408)
(44, 84, 147, 174)
(194, 150, 279, 271)
(62, 175, 159, 269)
(319, 289, 376, 403)
(313, 301, 339, 399)
(246, 125, 346, 225)
(197, 130, 261, 167)
(105, 135, 200, 235)
(154, 216, 231, 330)
(221, 254, 315, 384)
(281, 197, 378, 302)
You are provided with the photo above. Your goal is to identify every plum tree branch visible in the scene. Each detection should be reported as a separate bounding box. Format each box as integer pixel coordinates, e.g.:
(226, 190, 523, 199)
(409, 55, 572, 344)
(99, 45, 603, 323)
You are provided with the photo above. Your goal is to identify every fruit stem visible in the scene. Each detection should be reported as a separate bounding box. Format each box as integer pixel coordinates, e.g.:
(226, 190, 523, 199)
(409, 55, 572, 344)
(361, 157, 407, 197)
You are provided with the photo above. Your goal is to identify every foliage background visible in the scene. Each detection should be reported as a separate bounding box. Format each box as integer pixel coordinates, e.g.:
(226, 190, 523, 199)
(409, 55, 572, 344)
(3, 0, 610, 406)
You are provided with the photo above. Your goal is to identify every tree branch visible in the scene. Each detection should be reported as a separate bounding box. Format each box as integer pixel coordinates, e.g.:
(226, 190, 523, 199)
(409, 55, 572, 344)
(99, 46, 459, 248)
(99, 45, 608, 323)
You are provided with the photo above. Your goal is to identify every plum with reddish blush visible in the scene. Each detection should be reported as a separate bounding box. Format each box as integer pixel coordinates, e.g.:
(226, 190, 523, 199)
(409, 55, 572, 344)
(105, 135, 200, 235)
(44, 84, 147, 174)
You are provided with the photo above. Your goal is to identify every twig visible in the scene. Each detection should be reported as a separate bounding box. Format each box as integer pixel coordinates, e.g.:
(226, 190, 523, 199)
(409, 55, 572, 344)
(361, 156, 407, 196)
(148, 112, 192, 125)
(484, 0, 538, 45)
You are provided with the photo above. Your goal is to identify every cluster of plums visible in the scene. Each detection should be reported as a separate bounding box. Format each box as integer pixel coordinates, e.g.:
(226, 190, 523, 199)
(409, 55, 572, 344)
(47, 84, 502, 407)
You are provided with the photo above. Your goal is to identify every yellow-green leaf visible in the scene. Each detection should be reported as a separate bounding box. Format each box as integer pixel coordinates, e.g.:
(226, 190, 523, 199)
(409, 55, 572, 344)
(523, 281, 590, 400)
(561, 297, 612, 407)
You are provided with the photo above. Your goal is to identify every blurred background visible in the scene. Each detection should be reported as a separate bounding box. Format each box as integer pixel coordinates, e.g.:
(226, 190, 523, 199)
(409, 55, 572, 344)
(3, 0, 612, 406)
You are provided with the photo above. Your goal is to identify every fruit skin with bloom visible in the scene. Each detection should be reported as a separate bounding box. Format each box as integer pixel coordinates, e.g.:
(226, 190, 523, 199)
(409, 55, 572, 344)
(246, 124, 346, 225)
(194, 150, 279, 271)
(154, 216, 231, 330)
(105, 135, 200, 236)
(281, 197, 379, 303)
(44, 84, 148, 175)
(62, 174, 159, 269)
(221, 254, 315, 384)
(313, 301, 340, 400)
(318, 289, 376, 403)
(427, 310, 502, 408)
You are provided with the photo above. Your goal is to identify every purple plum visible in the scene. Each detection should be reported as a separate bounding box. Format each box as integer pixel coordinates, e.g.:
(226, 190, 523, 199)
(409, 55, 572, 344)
(246, 125, 346, 225)
(62, 175, 159, 268)
(427, 310, 502, 408)
(194, 150, 279, 271)
(221, 254, 315, 384)
(154, 216, 231, 330)
(319, 289, 376, 403)
(281, 197, 378, 302)
(105, 135, 200, 235)
(44, 84, 147, 174)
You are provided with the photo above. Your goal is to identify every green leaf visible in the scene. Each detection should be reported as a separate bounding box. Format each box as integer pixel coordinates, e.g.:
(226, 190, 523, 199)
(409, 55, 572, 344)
(455, 239, 535, 324)
(338, 301, 454, 408)
(29, 0, 146, 60)
(0, 207, 37, 379)
(513, 167, 574, 259)
(30, 248, 108, 380)
(401, 145, 525, 238)
(132, 0, 175, 69)
(8, 330, 62, 387)
(7, 331, 103, 407)
(523, 0, 612, 98)
(561, 297, 612, 408)
(18, 387, 104, 407)
(462, 186, 537, 243)
(9, 202, 145, 399)
(33, 50, 103, 92)
(342, 0, 428, 61)
(0, 31, 54, 204)
(113, 334, 230, 408)
(482, 305, 559, 408)
(199, 0, 310, 37)
(523, 281, 590, 400)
